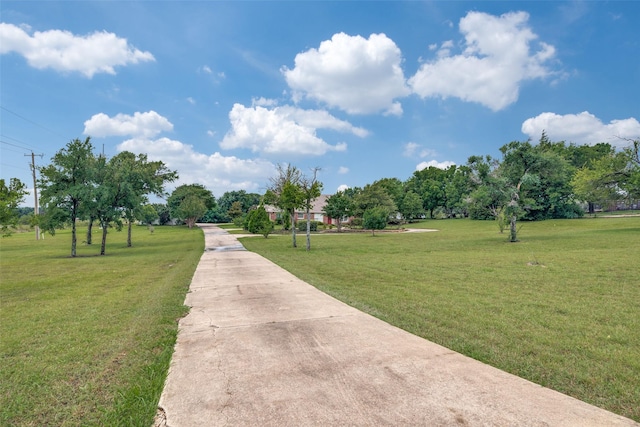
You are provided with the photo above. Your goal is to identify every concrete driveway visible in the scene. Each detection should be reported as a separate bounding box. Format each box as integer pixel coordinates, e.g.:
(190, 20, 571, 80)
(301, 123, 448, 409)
(157, 224, 638, 426)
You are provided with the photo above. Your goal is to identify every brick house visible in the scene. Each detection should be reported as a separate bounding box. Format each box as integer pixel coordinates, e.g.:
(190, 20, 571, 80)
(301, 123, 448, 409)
(264, 194, 337, 225)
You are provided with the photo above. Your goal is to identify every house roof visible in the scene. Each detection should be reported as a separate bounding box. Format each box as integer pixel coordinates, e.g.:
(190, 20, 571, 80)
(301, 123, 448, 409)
(264, 194, 330, 214)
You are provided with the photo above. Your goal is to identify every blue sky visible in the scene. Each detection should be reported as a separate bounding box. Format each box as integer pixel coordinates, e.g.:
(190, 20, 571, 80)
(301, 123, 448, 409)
(2, 1, 639, 204)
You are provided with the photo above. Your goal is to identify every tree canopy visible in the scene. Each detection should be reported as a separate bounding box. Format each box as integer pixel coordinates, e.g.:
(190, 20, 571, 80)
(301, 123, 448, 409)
(167, 184, 215, 228)
(0, 178, 28, 236)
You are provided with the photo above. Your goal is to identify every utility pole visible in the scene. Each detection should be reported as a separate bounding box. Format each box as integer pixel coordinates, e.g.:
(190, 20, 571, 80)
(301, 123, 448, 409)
(25, 151, 44, 240)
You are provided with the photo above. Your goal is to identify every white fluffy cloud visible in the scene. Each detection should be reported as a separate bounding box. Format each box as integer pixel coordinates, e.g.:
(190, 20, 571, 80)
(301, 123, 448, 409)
(416, 160, 456, 171)
(283, 32, 410, 115)
(84, 111, 173, 138)
(409, 11, 555, 111)
(522, 111, 640, 147)
(0, 23, 154, 77)
(220, 103, 367, 156)
(117, 137, 276, 196)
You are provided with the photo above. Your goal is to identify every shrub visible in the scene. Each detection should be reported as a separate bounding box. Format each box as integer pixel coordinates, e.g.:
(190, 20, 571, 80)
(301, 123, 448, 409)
(297, 220, 320, 232)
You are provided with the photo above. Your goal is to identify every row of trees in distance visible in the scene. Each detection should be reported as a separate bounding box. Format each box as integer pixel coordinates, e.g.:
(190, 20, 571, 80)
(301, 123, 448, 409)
(1, 133, 638, 249)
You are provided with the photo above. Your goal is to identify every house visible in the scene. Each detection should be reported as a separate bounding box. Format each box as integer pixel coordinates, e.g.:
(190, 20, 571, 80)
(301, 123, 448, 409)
(264, 194, 336, 225)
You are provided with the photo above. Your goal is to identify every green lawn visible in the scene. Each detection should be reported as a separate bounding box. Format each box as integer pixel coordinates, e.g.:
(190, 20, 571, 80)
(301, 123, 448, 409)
(241, 217, 640, 422)
(0, 225, 203, 426)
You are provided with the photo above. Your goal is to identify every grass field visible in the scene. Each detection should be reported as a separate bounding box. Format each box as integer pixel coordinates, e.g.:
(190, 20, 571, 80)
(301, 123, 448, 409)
(0, 225, 203, 426)
(241, 217, 640, 421)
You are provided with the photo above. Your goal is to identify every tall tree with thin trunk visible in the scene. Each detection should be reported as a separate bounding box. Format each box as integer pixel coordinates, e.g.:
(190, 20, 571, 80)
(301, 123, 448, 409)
(300, 167, 323, 251)
(38, 137, 95, 257)
(265, 164, 304, 248)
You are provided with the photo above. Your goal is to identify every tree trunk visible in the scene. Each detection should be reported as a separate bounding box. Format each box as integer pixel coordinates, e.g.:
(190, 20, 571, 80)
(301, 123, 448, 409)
(336, 218, 342, 232)
(71, 216, 77, 257)
(127, 221, 132, 247)
(588, 202, 595, 215)
(290, 211, 297, 248)
(100, 223, 108, 255)
(509, 215, 518, 242)
(86, 219, 93, 245)
(306, 208, 311, 251)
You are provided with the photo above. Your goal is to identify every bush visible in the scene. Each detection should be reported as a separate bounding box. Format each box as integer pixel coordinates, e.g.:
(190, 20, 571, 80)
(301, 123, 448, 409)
(297, 220, 320, 232)
(245, 205, 273, 237)
(233, 215, 245, 228)
(350, 217, 363, 228)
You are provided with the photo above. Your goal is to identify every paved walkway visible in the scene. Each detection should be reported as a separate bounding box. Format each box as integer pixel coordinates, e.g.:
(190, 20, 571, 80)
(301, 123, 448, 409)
(157, 224, 638, 426)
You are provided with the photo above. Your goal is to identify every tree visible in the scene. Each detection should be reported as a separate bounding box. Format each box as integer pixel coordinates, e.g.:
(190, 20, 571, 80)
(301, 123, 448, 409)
(363, 207, 388, 236)
(571, 139, 640, 211)
(466, 155, 510, 222)
(300, 168, 323, 251)
(443, 166, 471, 218)
(265, 164, 304, 248)
(139, 204, 159, 225)
(400, 191, 423, 222)
(571, 155, 624, 213)
(245, 204, 273, 237)
(151, 203, 171, 225)
(406, 166, 448, 219)
(323, 191, 353, 232)
(227, 201, 243, 221)
(93, 154, 128, 255)
(176, 195, 207, 228)
(167, 184, 215, 228)
(372, 178, 404, 215)
(0, 178, 28, 236)
(38, 137, 95, 257)
(352, 184, 397, 221)
(102, 151, 177, 247)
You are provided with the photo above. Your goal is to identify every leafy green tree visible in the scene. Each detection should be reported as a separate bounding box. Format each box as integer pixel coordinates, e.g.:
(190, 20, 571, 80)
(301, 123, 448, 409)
(441, 165, 470, 218)
(93, 155, 127, 255)
(139, 204, 159, 225)
(217, 190, 261, 218)
(177, 195, 207, 228)
(168, 184, 215, 228)
(38, 137, 95, 257)
(466, 155, 510, 222)
(0, 178, 28, 236)
(151, 203, 171, 225)
(245, 204, 273, 237)
(500, 141, 581, 222)
(372, 178, 404, 214)
(352, 184, 397, 221)
(405, 166, 448, 219)
(323, 191, 353, 232)
(363, 206, 388, 236)
(106, 151, 177, 247)
(400, 191, 423, 222)
(265, 164, 304, 247)
(571, 139, 640, 211)
(227, 201, 243, 221)
(300, 168, 323, 251)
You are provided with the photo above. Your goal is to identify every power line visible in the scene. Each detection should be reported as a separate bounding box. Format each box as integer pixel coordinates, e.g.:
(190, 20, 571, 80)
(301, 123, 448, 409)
(1, 162, 29, 171)
(1, 105, 68, 141)
(1, 133, 44, 152)
(1, 139, 35, 153)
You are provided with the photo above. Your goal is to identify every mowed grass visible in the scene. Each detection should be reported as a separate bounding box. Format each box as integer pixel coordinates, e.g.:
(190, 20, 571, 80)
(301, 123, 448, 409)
(241, 217, 640, 421)
(1, 225, 203, 426)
